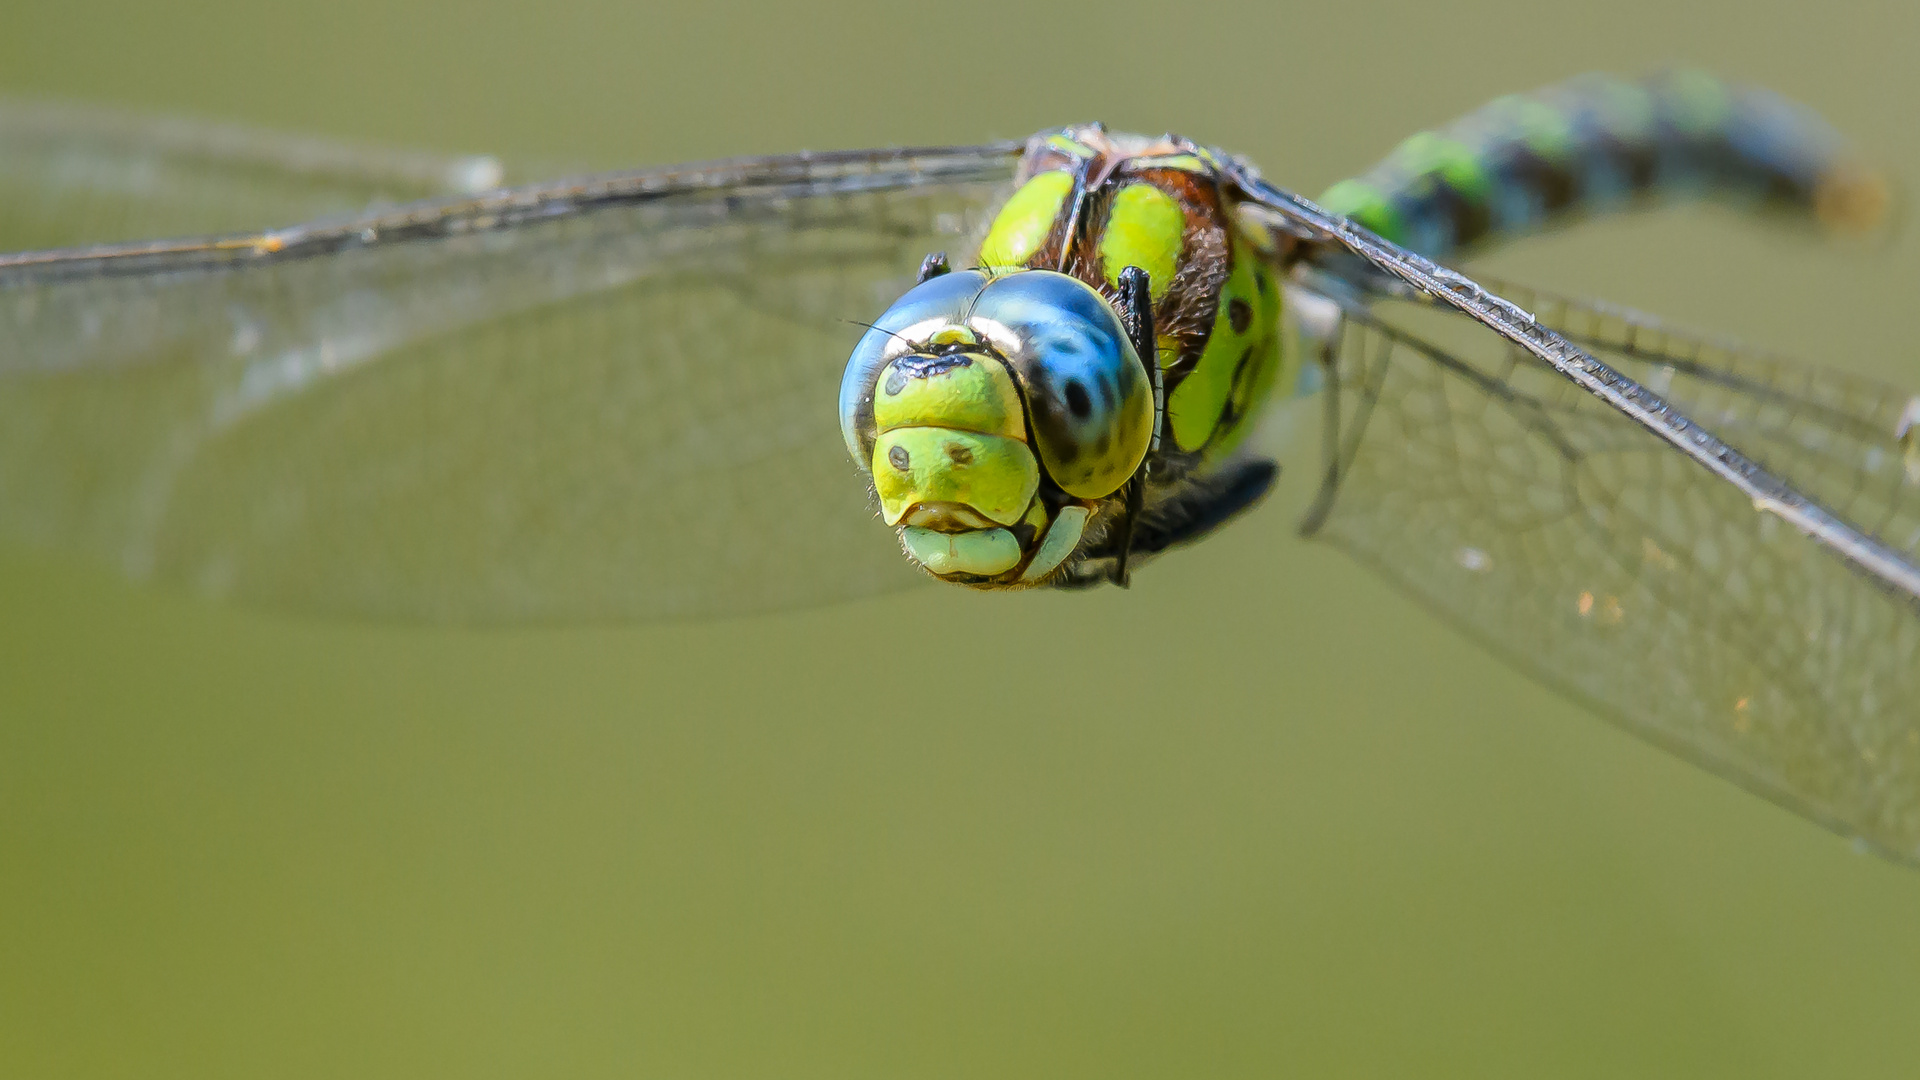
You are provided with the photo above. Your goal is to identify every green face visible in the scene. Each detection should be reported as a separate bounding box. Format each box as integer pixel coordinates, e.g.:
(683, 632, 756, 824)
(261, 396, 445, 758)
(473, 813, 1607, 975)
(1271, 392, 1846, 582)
(839, 269, 1154, 586)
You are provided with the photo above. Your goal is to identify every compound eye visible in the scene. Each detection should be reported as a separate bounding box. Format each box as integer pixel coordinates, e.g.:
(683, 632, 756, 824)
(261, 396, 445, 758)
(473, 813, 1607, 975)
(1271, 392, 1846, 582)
(970, 271, 1152, 499)
(839, 269, 993, 466)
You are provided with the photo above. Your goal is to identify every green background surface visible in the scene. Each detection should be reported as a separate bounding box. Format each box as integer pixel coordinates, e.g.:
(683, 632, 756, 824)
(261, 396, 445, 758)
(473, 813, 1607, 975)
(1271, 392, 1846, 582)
(3, 0, 1919, 1076)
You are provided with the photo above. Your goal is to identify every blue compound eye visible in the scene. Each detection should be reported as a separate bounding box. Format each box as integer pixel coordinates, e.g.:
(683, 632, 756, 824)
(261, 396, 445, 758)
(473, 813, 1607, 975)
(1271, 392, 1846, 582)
(969, 270, 1153, 499)
(839, 269, 994, 467)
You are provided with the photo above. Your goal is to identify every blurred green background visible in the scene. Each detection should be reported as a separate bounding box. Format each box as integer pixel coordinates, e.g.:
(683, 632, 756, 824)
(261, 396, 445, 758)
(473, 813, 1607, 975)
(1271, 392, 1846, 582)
(3, 0, 1919, 1076)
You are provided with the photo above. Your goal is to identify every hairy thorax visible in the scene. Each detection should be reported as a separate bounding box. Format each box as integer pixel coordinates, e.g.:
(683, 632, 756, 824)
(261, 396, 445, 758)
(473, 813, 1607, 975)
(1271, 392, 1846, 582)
(978, 126, 1292, 476)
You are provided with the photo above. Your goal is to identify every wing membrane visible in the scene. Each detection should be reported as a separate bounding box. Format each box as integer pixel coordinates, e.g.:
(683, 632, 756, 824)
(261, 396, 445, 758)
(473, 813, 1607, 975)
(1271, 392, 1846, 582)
(0, 99, 508, 249)
(1299, 290, 1920, 862)
(1493, 281, 1920, 558)
(0, 143, 1021, 620)
(1233, 166, 1920, 602)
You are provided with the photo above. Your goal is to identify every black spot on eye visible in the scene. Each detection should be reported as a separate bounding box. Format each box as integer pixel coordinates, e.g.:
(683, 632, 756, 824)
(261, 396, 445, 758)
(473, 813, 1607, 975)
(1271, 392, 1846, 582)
(1255, 267, 1271, 292)
(1228, 297, 1253, 335)
(888, 445, 911, 471)
(1065, 380, 1092, 420)
(1095, 432, 1111, 456)
(884, 368, 907, 396)
(946, 443, 973, 466)
(1099, 377, 1115, 411)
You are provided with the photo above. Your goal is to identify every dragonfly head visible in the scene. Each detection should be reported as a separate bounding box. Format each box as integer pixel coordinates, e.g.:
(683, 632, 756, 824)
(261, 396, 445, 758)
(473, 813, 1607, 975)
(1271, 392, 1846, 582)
(840, 268, 1153, 587)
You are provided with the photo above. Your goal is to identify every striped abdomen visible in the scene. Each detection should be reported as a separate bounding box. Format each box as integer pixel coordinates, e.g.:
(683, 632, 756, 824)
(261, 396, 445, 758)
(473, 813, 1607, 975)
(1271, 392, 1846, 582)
(1319, 70, 1890, 260)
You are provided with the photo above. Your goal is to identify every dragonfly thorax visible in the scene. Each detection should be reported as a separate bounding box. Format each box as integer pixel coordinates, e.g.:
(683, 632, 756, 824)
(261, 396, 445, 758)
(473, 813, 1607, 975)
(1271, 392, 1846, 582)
(979, 124, 1290, 467)
(842, 124, 1294, 590)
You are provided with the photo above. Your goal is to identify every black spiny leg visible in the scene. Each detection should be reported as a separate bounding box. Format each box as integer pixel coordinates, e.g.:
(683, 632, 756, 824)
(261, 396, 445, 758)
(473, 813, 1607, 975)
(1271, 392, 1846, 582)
(1111, 264, 1162, 587)
(916, 252, 951, 284)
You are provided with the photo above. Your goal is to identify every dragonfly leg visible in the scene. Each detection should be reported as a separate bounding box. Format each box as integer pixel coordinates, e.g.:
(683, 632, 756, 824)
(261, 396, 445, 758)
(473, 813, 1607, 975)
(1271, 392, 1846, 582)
(1298, 308, 1348, 537)
(1110, 264, 1163, 587)
(1051, 456, 1278, 589)
(1128, 457, 1277, 556)
(916, 251, 951, 283)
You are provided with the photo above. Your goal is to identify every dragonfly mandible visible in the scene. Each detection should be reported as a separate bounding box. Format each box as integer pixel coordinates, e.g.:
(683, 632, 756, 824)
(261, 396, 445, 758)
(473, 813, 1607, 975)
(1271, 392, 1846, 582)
(0, 73, 1916, 862)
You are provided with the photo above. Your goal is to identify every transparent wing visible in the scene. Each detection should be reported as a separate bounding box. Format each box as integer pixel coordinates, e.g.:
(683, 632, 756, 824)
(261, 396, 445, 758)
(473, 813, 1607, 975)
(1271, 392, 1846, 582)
(1497, 280, 1920, 564)
(1295, 286, 1920, 863)
(1231, 165, 1920, 602)
(0, 99, 509, 249)
(0, 141, 1021, 621)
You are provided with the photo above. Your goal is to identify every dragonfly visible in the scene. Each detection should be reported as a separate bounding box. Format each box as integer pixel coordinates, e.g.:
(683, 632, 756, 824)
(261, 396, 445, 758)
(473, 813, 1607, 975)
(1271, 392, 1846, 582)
(1, 73, 1916, 864)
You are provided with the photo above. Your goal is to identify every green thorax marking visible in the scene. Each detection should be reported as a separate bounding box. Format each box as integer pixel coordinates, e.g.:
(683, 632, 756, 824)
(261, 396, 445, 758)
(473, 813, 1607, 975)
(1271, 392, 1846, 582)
(977, 170, 1073, 269)
(977, 126, 1289, 462)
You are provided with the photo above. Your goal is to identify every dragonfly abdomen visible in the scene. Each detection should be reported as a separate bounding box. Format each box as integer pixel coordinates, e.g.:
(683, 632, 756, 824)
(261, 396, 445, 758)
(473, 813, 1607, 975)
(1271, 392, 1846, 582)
(1319, 70, 1889, 259)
